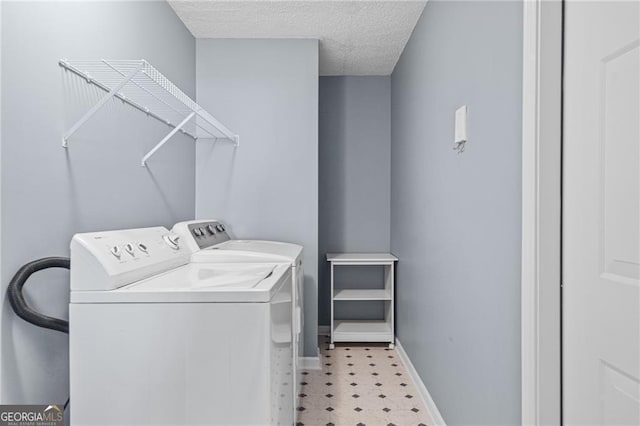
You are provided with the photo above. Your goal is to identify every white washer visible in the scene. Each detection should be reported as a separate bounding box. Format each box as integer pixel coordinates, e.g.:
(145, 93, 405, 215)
(171, 220, 305, 408)
(69, 226, 293, 426)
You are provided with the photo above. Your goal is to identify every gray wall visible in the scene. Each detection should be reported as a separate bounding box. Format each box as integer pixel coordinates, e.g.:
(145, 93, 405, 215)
(390, 1, 522, 424)
(1, 1, 195, 405)
(318, 77, 391, 326)
(195, 39, 319, 356)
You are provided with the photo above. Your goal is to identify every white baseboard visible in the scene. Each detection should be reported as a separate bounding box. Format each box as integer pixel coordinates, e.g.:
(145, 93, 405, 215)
(395, 338, 446, 426)
(300, 347, 322, 370)
(318, 325, 330, 336)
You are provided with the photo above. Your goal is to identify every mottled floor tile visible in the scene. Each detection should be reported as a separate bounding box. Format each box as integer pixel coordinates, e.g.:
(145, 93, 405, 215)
(296, 336, 433, 426)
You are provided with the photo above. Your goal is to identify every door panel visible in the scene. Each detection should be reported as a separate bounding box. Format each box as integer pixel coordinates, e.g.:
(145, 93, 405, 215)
(601, 40, 640, 283)
(563, 1, 640, 425)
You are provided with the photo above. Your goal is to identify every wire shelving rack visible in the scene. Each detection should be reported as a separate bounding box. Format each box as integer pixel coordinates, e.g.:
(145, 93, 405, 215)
(59, 59, 239, 166)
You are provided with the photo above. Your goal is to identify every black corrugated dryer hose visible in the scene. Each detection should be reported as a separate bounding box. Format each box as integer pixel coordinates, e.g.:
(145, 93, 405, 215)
(7, 257, 71, 410)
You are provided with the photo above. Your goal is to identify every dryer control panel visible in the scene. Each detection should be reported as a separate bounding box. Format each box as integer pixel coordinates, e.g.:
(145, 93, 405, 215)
(172, 220, 231, 253)
(70, 227, 189, 291)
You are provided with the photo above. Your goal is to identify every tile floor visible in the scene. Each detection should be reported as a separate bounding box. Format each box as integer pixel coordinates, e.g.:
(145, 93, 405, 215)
(296, 335, 433, 426)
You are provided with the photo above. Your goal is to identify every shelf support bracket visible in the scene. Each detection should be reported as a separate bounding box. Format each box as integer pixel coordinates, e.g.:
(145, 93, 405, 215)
(141, 111, 195, 167)
(62, 61, 145, 147)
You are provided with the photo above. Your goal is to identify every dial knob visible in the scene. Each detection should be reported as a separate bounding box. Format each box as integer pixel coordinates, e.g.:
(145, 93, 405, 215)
(163, 234, 180, 250)
(207, 224, 216, 234)
(125, 243, 135, 256)
(216, 224, 224, 232)
(110, 246, 121, 259)
(193, 228, 202, 237)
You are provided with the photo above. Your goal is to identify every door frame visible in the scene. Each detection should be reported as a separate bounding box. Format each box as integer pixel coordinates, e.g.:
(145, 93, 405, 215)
(521, 0, 563, 424)
(0, 0, 3, 402)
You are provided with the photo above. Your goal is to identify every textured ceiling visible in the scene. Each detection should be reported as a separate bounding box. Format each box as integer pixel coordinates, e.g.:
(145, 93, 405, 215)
(168, 1, 427, 76)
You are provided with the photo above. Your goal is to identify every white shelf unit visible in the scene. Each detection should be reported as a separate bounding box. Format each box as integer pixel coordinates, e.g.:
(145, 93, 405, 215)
(59, 59, 239, 166)
(326, 253, 398, 349)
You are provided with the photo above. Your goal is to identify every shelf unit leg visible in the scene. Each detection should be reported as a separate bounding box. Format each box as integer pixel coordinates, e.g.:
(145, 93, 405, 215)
(330, 261, 334, 350)
(62, 61, 144, 147)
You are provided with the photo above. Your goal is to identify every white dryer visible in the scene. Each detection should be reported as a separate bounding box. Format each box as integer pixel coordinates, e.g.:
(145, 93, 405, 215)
(69, 226, 293, 426)
(171, 220, 305, 407)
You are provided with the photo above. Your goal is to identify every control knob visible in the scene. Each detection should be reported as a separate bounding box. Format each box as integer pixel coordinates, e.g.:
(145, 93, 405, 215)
(125, 243, 135, 256)
(110, 246, 121, 259)
(163, 234, 180, 250)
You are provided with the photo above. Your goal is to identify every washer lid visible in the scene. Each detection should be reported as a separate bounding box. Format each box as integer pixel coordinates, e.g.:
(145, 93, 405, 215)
(70, 263, 291, 303)
(191, 240, 303, 265)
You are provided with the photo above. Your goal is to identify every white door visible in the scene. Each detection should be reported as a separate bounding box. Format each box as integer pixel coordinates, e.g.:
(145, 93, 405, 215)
(563, 1, 640, 425)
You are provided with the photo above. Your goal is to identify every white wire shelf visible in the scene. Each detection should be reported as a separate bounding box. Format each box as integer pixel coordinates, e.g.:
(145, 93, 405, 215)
(59, 59, 239, 166)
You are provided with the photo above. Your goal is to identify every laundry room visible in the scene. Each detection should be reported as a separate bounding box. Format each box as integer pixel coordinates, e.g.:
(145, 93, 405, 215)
(0, 1, 520, 425)
(3, 1, 634, 426)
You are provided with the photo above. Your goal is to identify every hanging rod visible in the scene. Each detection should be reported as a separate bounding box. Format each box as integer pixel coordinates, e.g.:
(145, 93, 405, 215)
(59, 59, 239, 167)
